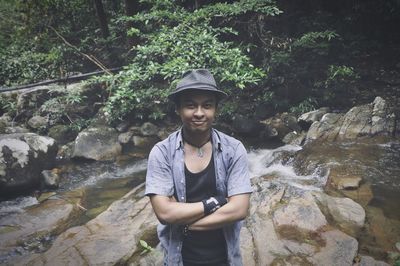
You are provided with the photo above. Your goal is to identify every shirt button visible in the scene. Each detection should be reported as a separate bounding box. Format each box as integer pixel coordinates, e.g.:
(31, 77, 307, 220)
(181, 196, 184, 200)
(180, 179, 184, 183)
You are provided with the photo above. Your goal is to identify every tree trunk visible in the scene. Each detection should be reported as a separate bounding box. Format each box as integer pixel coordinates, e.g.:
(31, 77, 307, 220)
(93, 0, 109, 38)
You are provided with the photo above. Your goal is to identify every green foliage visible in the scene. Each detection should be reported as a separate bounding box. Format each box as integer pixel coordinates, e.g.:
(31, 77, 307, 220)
(139, 239, 154, 255)
(0, 94, 17, 116)
(325, 65, 359, 86)
(39, 88, 88, 128)
(289, 98, 318, 115)
(293, 31, 339, 49)
(99, 0, 280, 122)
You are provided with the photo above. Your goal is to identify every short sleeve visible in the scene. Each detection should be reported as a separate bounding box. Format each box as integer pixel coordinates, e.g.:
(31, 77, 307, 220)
(227, 142, 253, 197)
(145, 145, 174, 197)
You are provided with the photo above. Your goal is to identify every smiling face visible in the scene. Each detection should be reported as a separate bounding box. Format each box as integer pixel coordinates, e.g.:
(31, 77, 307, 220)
(176, 90, 217, 135)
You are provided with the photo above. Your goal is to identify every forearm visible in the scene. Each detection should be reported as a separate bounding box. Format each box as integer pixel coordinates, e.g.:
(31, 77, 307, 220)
(189, 194, 250, 231)
(150, 195, 205, 225)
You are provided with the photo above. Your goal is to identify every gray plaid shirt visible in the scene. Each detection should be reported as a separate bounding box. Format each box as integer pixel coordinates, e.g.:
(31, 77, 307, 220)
(145, 128, 252, 266)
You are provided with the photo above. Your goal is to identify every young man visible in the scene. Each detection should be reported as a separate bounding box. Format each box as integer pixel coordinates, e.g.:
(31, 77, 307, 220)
(145, 69, 252, 266)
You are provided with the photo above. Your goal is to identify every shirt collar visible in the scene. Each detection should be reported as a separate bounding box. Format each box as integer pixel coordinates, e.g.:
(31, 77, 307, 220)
(175, 128, 222, 152)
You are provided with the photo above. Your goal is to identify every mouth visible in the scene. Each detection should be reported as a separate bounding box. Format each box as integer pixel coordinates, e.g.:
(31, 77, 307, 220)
(192, 121, 206, 126)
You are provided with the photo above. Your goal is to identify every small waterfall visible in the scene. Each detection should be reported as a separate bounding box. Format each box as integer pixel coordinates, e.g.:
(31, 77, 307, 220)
(248, 145, 329, 192)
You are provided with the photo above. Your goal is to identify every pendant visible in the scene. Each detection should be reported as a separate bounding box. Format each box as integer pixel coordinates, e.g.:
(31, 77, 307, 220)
(197, 147, 204, 158)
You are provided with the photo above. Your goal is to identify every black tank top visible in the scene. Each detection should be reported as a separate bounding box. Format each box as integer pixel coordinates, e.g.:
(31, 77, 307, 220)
(182, 153, 227, 265)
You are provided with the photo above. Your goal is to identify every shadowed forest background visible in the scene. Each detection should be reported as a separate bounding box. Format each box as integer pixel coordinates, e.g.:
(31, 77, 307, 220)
(1, 0, 399, 125)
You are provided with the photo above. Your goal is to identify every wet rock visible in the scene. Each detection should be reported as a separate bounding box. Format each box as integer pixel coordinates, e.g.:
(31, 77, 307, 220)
(17, 185, 158, 266)
(282, 131, 306, 145)
(140, 122, 159, 136)
(273, 193, 327, 232)
(72, 126, 122, 161)
(41, 169, 60, 189)
(0, 133, 58, 197)
(298, 107, 330, 129)
(309, 230, 358, 265)
(313, 192, 365, 232)
(27, 115, 47, 130)
(0, 190, 85, 264)
(336, 176, 362, 190)
(48, 125, 77, 145)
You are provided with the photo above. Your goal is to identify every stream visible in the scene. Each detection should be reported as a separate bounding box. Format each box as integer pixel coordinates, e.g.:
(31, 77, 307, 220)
(0, 138, 399, 264)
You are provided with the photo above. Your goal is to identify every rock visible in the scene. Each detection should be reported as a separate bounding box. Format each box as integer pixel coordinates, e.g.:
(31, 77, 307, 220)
(17, 185, 158, 266)
(261, 113, 301, 140)
(282, 131, 306, 145)
(132, 135, 159, 148)
(16, 86, 55, 118)
(336, 176, 362, 190)
(309, 230, 358, 265)
(357, 255, 391, 266)
(48, 125, 77, 145)
(306, 113, 344, 142)
(27, 115, 47, 129)
(118, 131, 134, 144)
(41, 169, 60, 189)
(232, 115, 263, 137)
(239, 226, 256, 266)
(396, 242, 400, 252)
(0, 114, 12, 133)
(140, 122, 159, 136)
(4, 126, 30, 134)
(313, 192, 365, 232)
(0, 133, 58, 197)
(72, 126, 122, 161)
(56, 141, 75, 160)
(273, 193, 327, 232)
(298, 107, 330, 129)
(0, 190, 85, 264)
(115, 121, 130, 132)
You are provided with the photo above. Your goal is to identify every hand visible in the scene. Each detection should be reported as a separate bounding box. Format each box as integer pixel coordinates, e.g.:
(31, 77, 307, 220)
(202, 195, 227, 215)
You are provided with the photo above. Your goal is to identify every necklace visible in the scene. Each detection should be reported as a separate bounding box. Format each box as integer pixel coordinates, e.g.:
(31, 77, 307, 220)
(183, 134, 211, 158)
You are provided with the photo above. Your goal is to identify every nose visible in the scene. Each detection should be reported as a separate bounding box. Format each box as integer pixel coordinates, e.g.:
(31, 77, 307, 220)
(194, 106, 205, 117)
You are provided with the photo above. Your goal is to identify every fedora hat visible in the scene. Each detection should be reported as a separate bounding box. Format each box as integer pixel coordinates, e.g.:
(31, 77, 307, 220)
(168, 69, 227, 101)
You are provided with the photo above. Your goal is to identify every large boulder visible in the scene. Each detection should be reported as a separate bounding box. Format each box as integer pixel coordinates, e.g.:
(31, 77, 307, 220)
(72, 126, 122, 161)
(16, 184, 158, 266)
(305, 97, 397, 143)
(0, 133, 58, 197)
(313, 192, 365, 234)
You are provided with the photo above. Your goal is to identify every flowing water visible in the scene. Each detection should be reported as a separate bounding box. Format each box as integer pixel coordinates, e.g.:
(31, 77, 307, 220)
(0, 138, 399, 263)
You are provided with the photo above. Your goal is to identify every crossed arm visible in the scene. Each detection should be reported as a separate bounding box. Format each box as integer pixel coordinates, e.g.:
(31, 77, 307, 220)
(149, 193, 250, 231)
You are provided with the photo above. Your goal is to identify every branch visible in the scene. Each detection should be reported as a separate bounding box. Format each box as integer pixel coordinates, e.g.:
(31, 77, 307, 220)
(49, 26, 112, 75)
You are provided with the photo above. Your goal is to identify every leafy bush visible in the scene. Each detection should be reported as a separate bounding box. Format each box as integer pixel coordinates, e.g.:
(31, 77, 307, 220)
(97, 0, 281, 123)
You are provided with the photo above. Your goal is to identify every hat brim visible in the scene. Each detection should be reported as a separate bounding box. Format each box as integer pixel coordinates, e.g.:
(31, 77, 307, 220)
(168, 87, 228, 102)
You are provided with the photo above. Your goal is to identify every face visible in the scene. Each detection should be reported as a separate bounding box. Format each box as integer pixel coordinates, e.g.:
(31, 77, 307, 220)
(177, 90, 217, 135)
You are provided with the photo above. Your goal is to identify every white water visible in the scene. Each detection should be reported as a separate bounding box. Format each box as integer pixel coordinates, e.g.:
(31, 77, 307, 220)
(80, 159, 148, 187)
(0, 196, 38, 218)
(248, 145, 328, 192)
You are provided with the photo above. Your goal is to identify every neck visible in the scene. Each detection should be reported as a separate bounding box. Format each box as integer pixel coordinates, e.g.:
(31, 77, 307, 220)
(182, 128, 211, 147)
